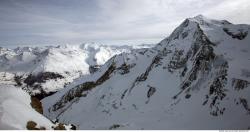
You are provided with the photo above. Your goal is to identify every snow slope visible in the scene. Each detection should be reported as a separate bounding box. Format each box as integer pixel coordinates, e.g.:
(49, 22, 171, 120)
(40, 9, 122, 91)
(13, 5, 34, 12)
(0, 84, 54, 129)
(0, 43, 152, 95)
(42, 15, 250, 129)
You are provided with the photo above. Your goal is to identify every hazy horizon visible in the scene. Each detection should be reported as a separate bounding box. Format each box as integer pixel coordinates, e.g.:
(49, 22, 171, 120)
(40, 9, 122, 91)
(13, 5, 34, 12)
(0, 38, 161, 49)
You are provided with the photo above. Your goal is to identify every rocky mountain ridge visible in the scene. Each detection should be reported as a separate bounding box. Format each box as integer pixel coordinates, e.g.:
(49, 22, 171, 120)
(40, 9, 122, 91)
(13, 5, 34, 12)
(42, 15, 250, 129)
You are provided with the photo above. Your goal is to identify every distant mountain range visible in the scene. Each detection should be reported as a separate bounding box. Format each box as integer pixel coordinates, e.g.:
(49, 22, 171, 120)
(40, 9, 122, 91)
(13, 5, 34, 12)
(0, 43, 152, 96)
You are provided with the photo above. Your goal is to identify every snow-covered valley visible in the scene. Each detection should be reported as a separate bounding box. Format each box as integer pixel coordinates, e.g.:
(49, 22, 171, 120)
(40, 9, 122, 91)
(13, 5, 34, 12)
(1, 15, 250, 130)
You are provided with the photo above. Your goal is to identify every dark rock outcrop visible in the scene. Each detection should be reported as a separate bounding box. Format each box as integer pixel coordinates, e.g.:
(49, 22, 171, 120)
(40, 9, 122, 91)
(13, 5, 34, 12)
(223, 28, 248, 40)
(89, 65, 100, 74)
(26, 121, 46, 130)
(30, 96, 44, 114)
(232, 78, 250, 91)
(24, 72, 64, 87)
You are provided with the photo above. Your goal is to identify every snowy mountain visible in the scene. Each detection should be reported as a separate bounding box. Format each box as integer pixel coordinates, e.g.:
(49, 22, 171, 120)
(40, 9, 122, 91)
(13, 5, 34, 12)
(0, 43, 153, 129)
(0, 43, 152, 97)
(42, 15, 250, 129)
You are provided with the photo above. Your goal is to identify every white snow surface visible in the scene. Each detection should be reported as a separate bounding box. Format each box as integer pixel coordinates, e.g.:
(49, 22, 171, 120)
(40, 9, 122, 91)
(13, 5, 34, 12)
(0, 84, 54, 129)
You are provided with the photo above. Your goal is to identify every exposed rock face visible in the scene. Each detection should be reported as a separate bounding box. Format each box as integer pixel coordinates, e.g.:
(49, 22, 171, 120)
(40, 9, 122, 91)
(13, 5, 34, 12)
(117, 63, 135, 75)
(12, 72, 64, 99)
(24, 72, 64, 87)
(89, 65, 100, 74)
(232, 78, 250, 91)
(223, 28, 248, 40)
(26, 121, 46, 130)
(109, 124, 122, 130)
(129, 55, 162, 93)
(14, 75, 22, 86)
(168, 50, 187, 72)
(173, 24, 216, 99)
(239, 98, 250, 114)
(206, 62, 228, 116)
(52, 62, 116, 112)
(147, 85, 156, 98)
(53, 123, 66, 130)
(30, 97, 43, 114)
(26, 121, 38, 130)
(146, 85, 156, 104)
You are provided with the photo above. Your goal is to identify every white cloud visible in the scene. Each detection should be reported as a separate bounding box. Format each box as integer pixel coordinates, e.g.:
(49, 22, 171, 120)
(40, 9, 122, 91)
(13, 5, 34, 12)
(0, 0, 250, 45)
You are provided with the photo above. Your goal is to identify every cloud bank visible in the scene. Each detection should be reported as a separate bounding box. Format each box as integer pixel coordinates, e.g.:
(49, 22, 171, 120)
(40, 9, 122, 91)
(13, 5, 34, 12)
(0, 0, 250, 46)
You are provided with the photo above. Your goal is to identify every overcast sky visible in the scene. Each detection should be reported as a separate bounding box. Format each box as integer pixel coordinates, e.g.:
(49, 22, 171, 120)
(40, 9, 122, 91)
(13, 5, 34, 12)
(0, 0, 250, 47)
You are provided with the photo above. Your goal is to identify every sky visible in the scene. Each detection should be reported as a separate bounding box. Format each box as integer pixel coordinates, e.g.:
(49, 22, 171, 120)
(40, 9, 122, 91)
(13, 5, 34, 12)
(0, 0, 250, 47)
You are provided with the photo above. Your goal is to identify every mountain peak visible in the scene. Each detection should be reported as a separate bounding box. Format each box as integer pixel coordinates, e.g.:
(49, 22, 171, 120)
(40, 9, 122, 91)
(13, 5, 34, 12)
(193, 14, 207, 19)
(188, 14, 212, 24)
(187, 14, 232, 26)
